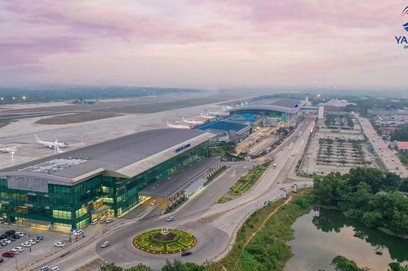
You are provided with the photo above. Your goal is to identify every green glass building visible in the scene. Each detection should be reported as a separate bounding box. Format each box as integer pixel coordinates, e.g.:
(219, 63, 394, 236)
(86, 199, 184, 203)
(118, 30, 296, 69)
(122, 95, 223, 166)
(0, 129, 214, 232)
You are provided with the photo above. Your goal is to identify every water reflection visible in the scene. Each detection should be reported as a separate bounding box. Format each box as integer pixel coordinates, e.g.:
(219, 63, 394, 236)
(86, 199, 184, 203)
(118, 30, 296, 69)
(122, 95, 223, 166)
(285, 209, 408, 271)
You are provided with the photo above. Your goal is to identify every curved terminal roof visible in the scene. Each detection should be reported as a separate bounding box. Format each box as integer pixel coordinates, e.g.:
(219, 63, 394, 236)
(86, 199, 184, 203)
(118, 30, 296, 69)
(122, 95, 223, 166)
(0, 128, 215, 185)
(230, 98, 303, 114)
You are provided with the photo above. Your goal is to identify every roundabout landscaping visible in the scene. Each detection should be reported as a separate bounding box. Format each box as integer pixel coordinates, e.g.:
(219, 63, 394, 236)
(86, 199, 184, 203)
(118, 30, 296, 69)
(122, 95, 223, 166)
(133, 228, 197, 254)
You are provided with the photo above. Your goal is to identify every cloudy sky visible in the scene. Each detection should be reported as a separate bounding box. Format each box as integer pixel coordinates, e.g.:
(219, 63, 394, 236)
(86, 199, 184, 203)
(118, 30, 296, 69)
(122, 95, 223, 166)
(1, 0, 407, 89)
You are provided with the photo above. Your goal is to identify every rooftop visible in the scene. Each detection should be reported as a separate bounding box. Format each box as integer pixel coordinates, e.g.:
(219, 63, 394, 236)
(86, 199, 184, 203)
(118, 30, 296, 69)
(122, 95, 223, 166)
(397, 141, 408, 150)
(230, 98, 303, 114)
(0, 128, 214, 184)
(197, 120, 250, 133)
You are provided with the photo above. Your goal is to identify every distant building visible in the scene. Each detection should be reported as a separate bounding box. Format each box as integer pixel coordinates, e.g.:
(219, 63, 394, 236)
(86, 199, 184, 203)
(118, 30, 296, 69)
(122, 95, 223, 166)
(318, 106, 324, 119)
(397, 141, 408, 152)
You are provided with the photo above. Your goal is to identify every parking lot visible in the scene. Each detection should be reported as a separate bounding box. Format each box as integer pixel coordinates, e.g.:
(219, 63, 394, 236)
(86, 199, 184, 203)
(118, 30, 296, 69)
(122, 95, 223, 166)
(0, 223, 71, 270)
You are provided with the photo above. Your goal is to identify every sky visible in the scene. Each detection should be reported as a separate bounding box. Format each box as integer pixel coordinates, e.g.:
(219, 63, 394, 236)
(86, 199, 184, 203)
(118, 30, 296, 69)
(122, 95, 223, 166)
(1, 0, 408, 89)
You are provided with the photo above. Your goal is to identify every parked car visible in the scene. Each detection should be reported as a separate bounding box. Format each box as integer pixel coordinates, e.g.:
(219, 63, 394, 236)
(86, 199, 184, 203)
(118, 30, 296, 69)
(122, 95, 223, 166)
(51, 267, 60, 271)
(73, 230, 84, 236)
(21, 241, 31, 247)
(105, 219, 113, 224)
(2, 251, 15, 258)
(39, 266, 50, 271)
(181, 251, 192, 257)
(15, 232, 26, 237)
(91, 220, 98, 226)
(15, 246, 23, 252)
(11, 248, 20, 254)
(0, 258, 4, 263)
(101, 241, 110, 248)
(54, 241, 65, 248)
(166, 216, 174, 222)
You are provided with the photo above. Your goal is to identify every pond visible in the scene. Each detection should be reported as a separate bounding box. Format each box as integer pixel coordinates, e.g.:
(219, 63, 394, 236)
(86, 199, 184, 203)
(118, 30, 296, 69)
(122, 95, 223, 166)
(285, 209, 408, 271)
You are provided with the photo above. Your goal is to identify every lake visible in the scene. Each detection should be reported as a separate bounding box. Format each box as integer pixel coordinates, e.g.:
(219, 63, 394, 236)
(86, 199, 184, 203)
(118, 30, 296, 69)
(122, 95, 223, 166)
(285, 209, 408, 271)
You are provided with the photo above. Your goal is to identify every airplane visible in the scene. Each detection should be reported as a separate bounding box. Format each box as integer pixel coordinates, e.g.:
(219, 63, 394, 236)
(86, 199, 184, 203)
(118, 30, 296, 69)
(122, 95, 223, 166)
(200, 113, 216, 119)
(0, 146, 17, 153)
(223, 105, 233, 110)
(182, 117, 204, 125)
(166, 121, 191, 129)
(35, 134, 69, 149)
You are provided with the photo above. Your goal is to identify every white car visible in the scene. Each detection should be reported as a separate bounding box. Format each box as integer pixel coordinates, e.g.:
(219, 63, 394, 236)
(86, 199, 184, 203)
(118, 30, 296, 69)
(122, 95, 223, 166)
(28, 239, 37, 245)
(166, 216, 174, 222)
(16, 232, 25, 237)
(73, 230, 84, 236)
(11, 248, 20, 254)
(21, 242, 31, 247)
(101, 241, 110, 248)
(105, 219, 113, 224)
(51, 267, 60, 271)
(15, 246, 23, 252)
(54, 241, 65, 247)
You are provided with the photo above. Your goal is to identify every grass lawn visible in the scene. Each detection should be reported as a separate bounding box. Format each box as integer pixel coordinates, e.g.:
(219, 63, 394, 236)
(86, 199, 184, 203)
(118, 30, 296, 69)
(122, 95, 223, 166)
(228, 162, 270, 196)
(133, 228, 197, 254)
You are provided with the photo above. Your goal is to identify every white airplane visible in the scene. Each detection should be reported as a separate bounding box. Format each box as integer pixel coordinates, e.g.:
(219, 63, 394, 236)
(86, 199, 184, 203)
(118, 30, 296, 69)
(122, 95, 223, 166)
(223, 105, 233, 110)
(166, 121, 191, 129)
(0, 146, 16, 153)
(182, 117, 204, 125)
(35, 134, 69, 149)
(200, 113, 216, 119)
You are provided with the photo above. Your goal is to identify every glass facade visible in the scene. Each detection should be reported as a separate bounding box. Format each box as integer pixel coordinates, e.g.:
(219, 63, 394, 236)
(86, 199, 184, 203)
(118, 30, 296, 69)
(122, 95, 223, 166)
(0, 143, 209, 232)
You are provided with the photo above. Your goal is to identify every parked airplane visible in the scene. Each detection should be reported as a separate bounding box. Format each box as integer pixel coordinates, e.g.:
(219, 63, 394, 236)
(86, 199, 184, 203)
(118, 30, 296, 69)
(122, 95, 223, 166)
(0, 146, 16, 153)
(166, 121, 191, 129)
(182, 117, 204, 125)
(35, 134, 69, 148)
(200, 113, 216, 119)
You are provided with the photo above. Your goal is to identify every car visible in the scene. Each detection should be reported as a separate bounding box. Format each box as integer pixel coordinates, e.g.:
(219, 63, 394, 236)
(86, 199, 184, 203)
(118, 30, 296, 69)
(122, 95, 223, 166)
(181, 251, 192, 257)
(51, 267, 60, 271)
(15, 246, 23, 252)
(73, 230, 84, 236)
(4, 239, 11, 244)
(11, 248, 20, 254)
(99, 219, 106, 224)
(15, 232, 25, 237)
(39, 266, 50, 271)
(2, 251, 14, 258)
(21, 242, 31, 247)
(91, 220, 98, 226)
(105, 219, 113, 224)
(28, 239, 37, 245)
(101, 241, 110, 248)
(0, 258, 4, 263)
(54, 241, 65, 247)
(166, 216, 174, 222)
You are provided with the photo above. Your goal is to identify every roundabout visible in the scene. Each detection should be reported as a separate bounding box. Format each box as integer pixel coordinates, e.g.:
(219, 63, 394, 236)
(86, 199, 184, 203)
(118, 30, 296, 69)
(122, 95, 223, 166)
(133, 228, 197, 254)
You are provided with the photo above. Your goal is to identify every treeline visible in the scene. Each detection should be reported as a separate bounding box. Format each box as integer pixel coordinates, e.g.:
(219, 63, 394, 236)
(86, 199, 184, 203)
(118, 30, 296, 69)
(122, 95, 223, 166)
(331, 255, 408, 271)
(100, 260, 205, 271)
(313, 168, 408, 234)
(391, 126, 408, 141)
(0, 86, 199, 104)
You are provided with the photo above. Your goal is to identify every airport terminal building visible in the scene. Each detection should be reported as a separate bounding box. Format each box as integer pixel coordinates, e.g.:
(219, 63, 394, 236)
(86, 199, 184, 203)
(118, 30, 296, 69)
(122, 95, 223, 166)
(0, 129, 215, 232)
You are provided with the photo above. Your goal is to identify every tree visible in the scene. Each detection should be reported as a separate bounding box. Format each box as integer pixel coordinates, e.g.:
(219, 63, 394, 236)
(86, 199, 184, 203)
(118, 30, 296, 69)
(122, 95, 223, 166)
(389, 262, 408, 271)
(331, 256, 369, 271)
(127, 264, 152, 271)
(100, 263, 123, 271)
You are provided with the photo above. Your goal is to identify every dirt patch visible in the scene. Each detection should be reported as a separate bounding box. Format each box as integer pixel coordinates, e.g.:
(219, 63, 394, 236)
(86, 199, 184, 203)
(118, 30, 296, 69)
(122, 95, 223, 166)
(75, 258, 107, 271)
(36, 112, 120, 125)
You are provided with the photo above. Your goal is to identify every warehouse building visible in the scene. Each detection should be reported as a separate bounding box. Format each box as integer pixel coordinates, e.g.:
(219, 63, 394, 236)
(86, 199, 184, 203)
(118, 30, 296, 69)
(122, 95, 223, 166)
(0, 129, 215, 232)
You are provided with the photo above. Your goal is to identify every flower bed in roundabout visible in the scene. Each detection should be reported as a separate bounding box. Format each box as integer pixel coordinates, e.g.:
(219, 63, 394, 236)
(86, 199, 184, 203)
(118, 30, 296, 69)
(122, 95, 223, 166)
(133, 228, 197, 254)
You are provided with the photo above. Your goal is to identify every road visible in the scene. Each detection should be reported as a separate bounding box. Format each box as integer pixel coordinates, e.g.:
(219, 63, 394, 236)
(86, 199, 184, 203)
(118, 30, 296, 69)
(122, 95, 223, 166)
(355, 114, 408, 177)
(25, 116, 315, 271)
